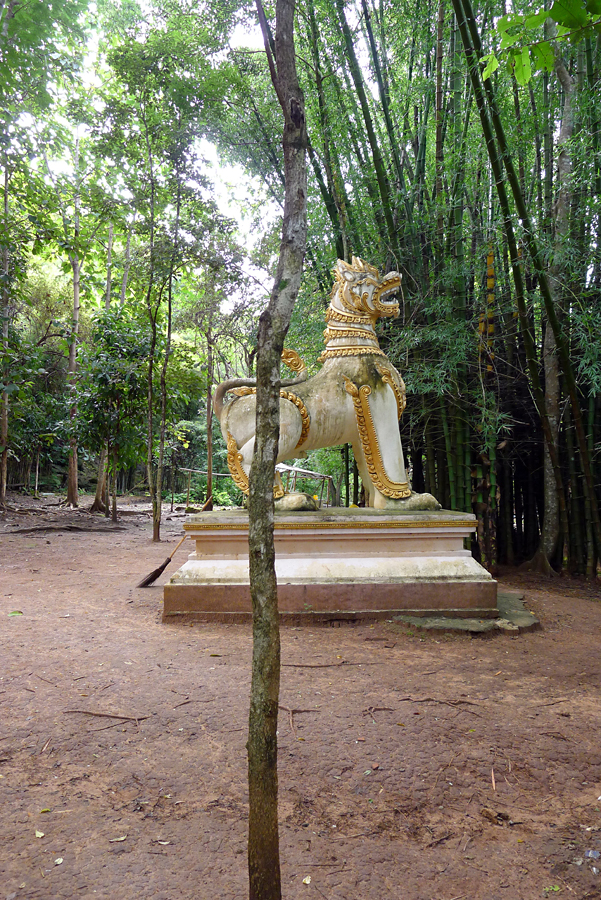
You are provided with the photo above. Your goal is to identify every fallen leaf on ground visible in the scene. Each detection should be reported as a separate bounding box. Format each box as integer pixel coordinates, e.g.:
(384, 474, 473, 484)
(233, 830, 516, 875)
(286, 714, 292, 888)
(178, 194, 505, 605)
(35, 830, 44, 838)
(109, 836, 127, 843)
(8, 611, 23, 617)
(54, 858, 63, 865)
(302, 876, 311, 884)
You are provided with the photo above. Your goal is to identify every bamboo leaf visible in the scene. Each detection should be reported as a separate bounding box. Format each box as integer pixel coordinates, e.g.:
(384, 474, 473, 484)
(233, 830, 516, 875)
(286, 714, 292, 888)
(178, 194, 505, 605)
(549, 0, 589, 28)
(531, 41, 555, 71)
(497, 13, 518, 32)
(513, 47, 532, 85)
(482, 53, 500, 80)
(524, 10, 550, 27)
(500, 31, 521, 48)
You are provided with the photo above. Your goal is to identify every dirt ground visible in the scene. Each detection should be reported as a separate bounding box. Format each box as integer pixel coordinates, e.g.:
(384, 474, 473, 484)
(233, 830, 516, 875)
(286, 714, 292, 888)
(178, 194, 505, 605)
(1, 493, 601, 900)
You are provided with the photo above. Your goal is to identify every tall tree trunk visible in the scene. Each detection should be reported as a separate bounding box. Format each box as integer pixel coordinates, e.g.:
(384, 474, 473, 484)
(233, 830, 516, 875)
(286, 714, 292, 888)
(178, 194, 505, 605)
(90, 228, 116, 515)
(90, 445, 107, 513)
(119, 218, 134, 307)
(0, 161, 8, 508)
(66, 139, 81, 508)
(105, 223, 113, 310)
(434, 0, 445, 276)
(248, 2, 307, 898)
(111, 442, 118, 523)
(541, 55, 574, 565)
(156, 178, 180, 539)
(66, 253, 80, 506)
(140, 101, 160, 541)
(206, 328, 214, 509)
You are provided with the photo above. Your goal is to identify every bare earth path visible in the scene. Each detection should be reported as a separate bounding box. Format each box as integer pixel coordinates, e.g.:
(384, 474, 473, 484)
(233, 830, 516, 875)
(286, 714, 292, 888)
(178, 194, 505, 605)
(1, 494, 601, 900)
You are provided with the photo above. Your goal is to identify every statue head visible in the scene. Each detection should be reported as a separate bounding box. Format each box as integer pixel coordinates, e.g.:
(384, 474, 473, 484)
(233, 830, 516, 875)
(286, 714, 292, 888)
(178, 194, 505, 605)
(332, 257, 402, 319)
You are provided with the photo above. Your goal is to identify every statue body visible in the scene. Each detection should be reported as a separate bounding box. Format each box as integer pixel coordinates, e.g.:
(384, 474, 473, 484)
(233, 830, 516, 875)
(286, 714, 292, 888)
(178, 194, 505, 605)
(214, 258, 435, 510)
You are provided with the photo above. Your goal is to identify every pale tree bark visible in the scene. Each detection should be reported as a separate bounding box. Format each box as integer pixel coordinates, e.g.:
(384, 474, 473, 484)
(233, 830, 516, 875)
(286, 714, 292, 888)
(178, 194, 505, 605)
(247, 1, 306, 898)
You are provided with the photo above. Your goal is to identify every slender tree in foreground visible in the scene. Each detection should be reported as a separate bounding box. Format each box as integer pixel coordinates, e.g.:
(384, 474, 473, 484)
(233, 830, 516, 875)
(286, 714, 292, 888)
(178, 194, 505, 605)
(247, 0, 307, 896)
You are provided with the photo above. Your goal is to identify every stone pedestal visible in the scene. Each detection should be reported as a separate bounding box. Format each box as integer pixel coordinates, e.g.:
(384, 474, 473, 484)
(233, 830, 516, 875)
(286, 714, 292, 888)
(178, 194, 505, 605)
(163, 508, 497, 624)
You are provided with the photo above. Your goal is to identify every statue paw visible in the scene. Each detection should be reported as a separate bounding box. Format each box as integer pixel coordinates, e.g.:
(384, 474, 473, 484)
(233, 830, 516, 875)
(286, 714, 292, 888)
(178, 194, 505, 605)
(275, 492, 320, 512)
(383, 492, 441, 511)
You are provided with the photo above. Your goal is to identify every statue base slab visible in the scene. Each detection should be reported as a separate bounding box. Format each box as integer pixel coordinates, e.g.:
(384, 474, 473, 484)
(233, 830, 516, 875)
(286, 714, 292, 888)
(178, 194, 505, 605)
(163, 508, 497, 623)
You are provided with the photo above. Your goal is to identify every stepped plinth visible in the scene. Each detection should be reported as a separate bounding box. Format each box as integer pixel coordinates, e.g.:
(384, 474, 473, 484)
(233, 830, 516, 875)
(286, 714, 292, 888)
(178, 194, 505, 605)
(162, 508, 497, 624)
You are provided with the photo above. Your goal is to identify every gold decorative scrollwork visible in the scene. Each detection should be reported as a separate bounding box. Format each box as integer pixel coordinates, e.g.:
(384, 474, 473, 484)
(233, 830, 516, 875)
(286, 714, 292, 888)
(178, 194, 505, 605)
(231, 386, 255, 397)
(226, 431, 287, 499)
(323, 327, 378, 343)
(279, 389, 311, 448)
(226, 431, 250, 494)
(343, 378, 411, 499)
(281, 348, 306, 375)
(318, 346, 387, 363)
(375, 362, 407, 420)
(326, 307, 372, 325)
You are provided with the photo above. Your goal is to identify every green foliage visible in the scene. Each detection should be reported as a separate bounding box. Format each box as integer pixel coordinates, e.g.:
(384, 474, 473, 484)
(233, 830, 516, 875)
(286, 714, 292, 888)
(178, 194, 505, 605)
(78, 308, 150, 470)
(1, 0, 600, 568)
(490, 0, 601, 84)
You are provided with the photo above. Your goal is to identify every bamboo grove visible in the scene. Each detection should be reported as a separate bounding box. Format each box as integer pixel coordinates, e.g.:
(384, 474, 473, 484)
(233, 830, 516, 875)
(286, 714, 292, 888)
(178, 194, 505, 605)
(1, 0, 600, 574)
(219, 0, 601, 575)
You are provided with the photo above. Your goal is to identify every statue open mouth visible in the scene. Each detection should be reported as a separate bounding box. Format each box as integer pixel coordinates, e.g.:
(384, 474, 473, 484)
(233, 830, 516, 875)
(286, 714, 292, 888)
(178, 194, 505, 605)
(372, 273, 401, 316)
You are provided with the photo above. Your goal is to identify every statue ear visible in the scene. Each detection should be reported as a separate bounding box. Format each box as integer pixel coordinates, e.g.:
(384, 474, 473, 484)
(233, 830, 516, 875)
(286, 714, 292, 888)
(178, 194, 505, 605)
(336, 259, 355, 282)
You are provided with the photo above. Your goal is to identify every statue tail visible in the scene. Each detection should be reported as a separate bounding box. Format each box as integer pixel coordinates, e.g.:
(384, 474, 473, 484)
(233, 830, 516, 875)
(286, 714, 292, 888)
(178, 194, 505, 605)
(213, 379, 257, 421)
(213, 372, 309, 421)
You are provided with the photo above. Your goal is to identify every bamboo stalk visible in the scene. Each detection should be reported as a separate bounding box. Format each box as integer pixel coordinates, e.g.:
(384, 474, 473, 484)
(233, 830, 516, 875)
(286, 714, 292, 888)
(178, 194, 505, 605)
(333, 0, 397, 253)
(452, 0, 571, 563)
(459, 0, 601, 556)
(440, 399, 457, 510)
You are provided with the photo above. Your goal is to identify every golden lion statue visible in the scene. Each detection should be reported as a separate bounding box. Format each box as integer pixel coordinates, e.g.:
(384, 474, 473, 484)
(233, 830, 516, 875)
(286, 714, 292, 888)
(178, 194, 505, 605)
(213, 257, 438, 510)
